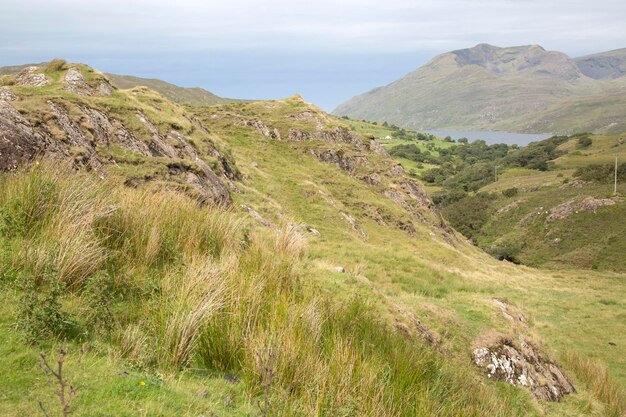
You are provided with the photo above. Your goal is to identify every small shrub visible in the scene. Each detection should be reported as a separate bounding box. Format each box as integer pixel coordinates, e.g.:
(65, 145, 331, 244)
(574, 163, 626, 183)
(17, 273, 76, 343)
(502, 187, 519, 198)
(577, 135, 592, 149)
(45, 59, 67, 73)
(1, 75, 17, 86)
(489, 240, 521, 263)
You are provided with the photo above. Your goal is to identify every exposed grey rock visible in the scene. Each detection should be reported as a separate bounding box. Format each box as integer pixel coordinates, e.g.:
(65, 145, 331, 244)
(334, 266, 346, 273)
(241, 204, 273, 228)
(472, 334, 575, 401)
(64, 67, 94, 95)
(0, 100, 59, 171)
(241, 119, 280, 139)
(548, 196, 619, 221)
(288, 129, 311, 141)
(48, 101, 105, 171)
(492, 299, 526, 323)
(361, 173, 382, 185)
(389, 164, 406, 177)
(0, 86, 16, 102)
(305, 225, 320, 235)
(340, 212, 366, 239)
(319, 127, 366, 149)
(368, 139, 389, 156)
(15, 66, 49, 87)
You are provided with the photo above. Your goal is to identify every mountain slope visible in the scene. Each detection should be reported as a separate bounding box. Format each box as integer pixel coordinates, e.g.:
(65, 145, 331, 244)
(334, 44, 626, 134)
(1, 61, 625, 417)
(575, 48, 626, 79)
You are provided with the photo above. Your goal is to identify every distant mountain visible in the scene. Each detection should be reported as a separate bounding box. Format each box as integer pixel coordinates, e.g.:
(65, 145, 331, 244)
(333, 44, 626, 134)
(105, 73, 231, 106)
(575, 48, 626, 79)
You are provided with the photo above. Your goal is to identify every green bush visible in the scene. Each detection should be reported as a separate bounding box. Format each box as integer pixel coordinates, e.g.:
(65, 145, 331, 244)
(17, 273, 76, 343)
(502, 187, 519, 198)
(574, 163, 626, 183)
(488, 240, 522, 264)
(576, 135, 592, 149)
(442, 193, 499, 239)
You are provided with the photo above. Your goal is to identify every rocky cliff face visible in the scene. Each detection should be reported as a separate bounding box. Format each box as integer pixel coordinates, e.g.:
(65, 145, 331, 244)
(0, 64, 233, 205)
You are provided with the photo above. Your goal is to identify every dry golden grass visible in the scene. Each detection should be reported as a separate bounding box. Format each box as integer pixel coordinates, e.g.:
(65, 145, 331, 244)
(563, 350, 626, 417)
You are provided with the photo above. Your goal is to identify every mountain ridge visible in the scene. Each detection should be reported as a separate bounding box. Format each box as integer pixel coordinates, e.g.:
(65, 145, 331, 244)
(333, 43, 626, 134)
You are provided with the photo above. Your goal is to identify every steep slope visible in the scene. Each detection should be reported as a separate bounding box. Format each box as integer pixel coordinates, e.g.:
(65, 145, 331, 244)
(105, 73, 230, 106)
(334, 44, 626, 134)
(1, 61, 625, 417)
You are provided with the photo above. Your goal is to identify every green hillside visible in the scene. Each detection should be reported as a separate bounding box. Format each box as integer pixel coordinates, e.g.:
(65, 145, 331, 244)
(417, 132, 626, 271)
(333, 44, 626, 134)
(0, 62, 625, 417)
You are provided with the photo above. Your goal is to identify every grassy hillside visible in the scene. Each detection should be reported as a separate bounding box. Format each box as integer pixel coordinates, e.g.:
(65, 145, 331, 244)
(434, 133, 626, 271)
(333, 44, 626, 134)
(0, 62, 625, 417)
(106, 73, 230, 106)
(0, 62, 230, 106)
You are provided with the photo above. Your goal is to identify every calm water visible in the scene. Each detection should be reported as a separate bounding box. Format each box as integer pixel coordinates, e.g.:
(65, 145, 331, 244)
(425, 130, 552, 146)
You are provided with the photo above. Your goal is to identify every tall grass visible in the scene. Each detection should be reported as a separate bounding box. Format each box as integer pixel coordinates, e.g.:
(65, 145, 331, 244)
(562, 350, 626, 417)
(0, 162, 536, 416)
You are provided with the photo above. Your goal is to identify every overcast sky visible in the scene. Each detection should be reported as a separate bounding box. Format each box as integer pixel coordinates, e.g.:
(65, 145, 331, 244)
(1, 0, 625, 110)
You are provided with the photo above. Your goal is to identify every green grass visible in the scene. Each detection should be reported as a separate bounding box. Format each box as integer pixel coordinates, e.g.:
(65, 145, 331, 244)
(0, 164, 544, 417)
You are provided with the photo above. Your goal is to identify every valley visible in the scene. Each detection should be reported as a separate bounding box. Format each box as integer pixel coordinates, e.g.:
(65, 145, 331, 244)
(0, 62, 624, 417)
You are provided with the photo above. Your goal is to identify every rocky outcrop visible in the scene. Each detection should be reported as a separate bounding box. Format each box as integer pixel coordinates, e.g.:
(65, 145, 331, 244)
(239, 119, 281, 139)
(64, 68, 114, 96)
(0, 87, 16, 102)
(548, 197, 620, 221)
(134, 112, 231, 205)
(0, 101, 60, 171)
(368, 139, 388, 156)
(15, 66, 49, 87)
(472, 333, 575, 401)
(241, 205, 273, 228)
(287, 129, 311, 141)
(48, 101, 105, 171)
(319, 127, 366, 149)
(0, 96, 231, 205)
(308, 149, 369, 175)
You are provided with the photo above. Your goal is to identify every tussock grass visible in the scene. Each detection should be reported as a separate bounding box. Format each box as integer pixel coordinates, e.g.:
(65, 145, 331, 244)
(44, 59, 67, 73)
(563, 350, 626, 417)
(0, 162, 536, 416)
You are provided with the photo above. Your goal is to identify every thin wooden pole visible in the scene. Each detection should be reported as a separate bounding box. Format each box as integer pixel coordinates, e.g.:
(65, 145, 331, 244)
(615, 157, 618, 195)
